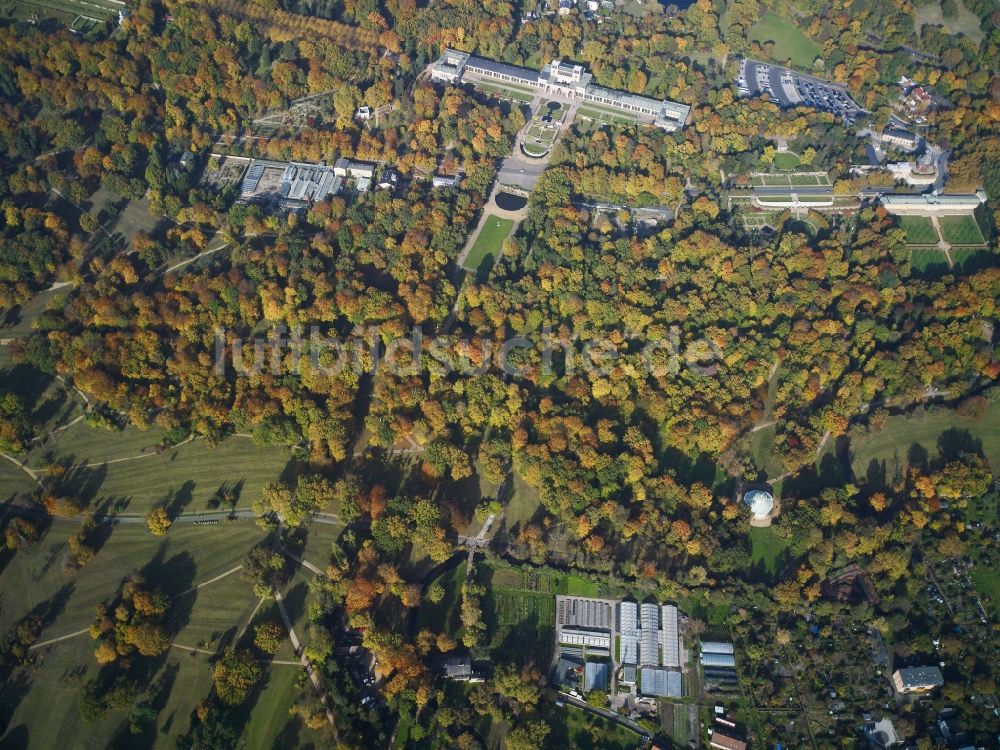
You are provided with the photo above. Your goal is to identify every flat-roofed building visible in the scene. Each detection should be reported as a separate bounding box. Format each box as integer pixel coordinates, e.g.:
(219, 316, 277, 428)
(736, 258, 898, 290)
(880, 191, 987, 215)
(701, 641, 735, 655)
(619, 601, 639, 665)
(862, 717, 898, 749)
(239, 159, 342, 210)
(702, 652, 737, 668)
(662, 604, 680, 668)
(559, 628, 611, 649)
(710, 730, 748, 750)
(556, 654, 584, 688)
(333, 158, 376, 180)
(558, 597, 613, 629)
(640, 666, 682, 698)
(430, 48, 471, 83)
(583, 84, 690, 131)
(429, 49, 689, 131)
(584, 662, 609, 692)
(640, 602, 659, 665)
(465, 56, 540, 87)
(892, 666, 943, 694)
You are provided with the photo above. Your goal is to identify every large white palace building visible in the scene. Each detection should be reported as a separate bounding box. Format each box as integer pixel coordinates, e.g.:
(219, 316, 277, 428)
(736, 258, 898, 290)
(430, 48, 691, 132)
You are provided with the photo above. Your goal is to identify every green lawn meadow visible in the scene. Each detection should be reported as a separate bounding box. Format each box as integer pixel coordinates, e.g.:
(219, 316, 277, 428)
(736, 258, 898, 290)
(749, 525, 791, 578)
(938, 214, 986, 246)
(0, 520, 314, 749)
(850, 400, 1000, 483)
(20, 421, 295, 516)
(750, 11, 823, 68)
(900, 215, 939, 246)
(463, 215, 514, 273)
(772, 152, 801, 170)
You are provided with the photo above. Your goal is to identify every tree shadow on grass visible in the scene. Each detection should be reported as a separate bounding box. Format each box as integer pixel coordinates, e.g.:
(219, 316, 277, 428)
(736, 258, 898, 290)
(280, 581, 310, 631)
(0, 724, 28, 750)
(165, 480, 196, 517)
(0, 364, 52, 404)
(217, 657, 281, 744)
(270, 714, 308, 750)
(907, 443, 929, 474)
(101, 549, 201, 748)
(207, 479, 244, 510)
(0, 672, 33, 743)
(29, 581, 75, 635)
(862, 458, 888, 495)
(473, 253, 494, 284)
(109, 662, 181, 749)
(0, 584, 75, 733)
(937, 428, 982, 462)
(493, 610, 548, 668)
(49, 458, 109, 511)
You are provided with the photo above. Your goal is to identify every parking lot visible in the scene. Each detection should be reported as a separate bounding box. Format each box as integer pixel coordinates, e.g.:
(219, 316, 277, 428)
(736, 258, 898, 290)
(738, 59, 866, 123)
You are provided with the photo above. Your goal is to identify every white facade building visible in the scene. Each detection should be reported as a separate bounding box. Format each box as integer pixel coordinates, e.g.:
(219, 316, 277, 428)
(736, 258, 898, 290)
(430, 48, 690, 131)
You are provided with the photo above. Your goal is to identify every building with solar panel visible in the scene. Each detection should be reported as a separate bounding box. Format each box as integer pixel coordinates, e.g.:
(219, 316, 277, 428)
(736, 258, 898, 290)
(640, 666, 683, 698)
(554, 595, 687, 700)
(238, 159, 344, 211)
(619, 601, 639, 666)
(639, 602, 660, 665)
(700, 640, 738, 692)
(662, 604, 680, 668)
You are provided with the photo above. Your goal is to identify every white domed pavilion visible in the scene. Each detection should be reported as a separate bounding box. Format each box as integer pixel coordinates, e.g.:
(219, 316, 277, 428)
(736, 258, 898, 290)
(743, 490, 775, 521)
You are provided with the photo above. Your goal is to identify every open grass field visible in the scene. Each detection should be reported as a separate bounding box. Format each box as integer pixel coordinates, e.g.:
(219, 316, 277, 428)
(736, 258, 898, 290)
(0, 521, 309, 750)
(772, 152, 801, 170)
(900, 215, 939, 245)
(0, 459, 37, 501)
(938, 214, 986, 246)
(0, 522, 264, 637)
(1, 609, 305, 749)
(754, 173, 830, 188)
(749, 525, 790, 577)
(970, 564, 1000, 620)
(850, 400, 1000, 483)
(505, 472, 541, 530)
(790, 173, 827, 186)
(547, 704, 640, 750)
(0, 639, 216, 749)
(24, 425, 295, 516)
(575, 107, 639, 127)
(483, 587, 554, 666)
(0, 286, 71, 341)
(750, 424, 786, 480)
(914, 0, 985, 44)
(475, 83, 534, 103)
(234, 659, 309, 748)
(294, 522, 343, 573)
(172, 570, 262, 651)
(463, 215, 513, 273)
(750, 11, 823, 68)
(910, 247, 949, 275)
(416, 561, 467, 636)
